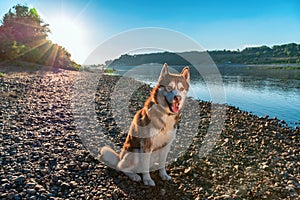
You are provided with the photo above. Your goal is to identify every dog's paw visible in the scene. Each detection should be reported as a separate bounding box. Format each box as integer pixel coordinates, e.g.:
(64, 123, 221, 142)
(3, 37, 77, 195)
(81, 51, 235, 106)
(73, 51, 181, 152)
(143, 178, 155, 186)
(127, 173, 142, 182)
(160, 173, 172, 181)
(159, 169, 172, 181)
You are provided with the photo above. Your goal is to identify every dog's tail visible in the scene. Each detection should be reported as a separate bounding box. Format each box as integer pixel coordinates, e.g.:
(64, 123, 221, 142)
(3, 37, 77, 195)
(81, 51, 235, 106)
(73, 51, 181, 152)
(100, 146, 120, 167)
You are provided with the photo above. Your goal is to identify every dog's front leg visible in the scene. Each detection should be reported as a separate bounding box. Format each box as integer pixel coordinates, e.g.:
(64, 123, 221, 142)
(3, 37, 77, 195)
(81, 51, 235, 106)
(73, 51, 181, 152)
(158, 143, 172, 181)
(140, 150, 155, 186)
(140, 138, 155, 186)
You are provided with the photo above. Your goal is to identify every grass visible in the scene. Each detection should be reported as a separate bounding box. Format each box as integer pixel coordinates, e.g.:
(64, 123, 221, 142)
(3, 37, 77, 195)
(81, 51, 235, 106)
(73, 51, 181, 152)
(0, 72, 6, 77)
(104, 68, 115, 74)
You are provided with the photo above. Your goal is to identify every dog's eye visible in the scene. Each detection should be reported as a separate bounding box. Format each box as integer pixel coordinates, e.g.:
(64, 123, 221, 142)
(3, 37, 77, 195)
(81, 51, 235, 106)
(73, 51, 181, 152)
(166, 86, 173, 91)
(179, 87, 184, 91)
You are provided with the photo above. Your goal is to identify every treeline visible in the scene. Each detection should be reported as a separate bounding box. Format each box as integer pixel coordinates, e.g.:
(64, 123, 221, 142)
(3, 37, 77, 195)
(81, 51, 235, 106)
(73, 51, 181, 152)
(109, 43, 300, 66)
(210, 43, 300, 64)
(108, 52, 192, 66)
(0, 4, 79, 69)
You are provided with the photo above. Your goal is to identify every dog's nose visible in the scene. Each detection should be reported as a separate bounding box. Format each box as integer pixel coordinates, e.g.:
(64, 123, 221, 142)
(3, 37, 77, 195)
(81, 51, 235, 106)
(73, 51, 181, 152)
(174, 95, 181, 101)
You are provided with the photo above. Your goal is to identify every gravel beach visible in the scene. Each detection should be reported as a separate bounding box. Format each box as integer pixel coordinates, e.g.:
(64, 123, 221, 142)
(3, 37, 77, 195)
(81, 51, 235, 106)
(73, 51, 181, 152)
(0, 69, 299, 199)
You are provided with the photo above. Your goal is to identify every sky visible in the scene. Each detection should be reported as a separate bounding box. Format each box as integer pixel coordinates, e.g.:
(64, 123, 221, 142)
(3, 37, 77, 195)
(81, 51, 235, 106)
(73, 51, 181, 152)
(0, 0, 299, 64)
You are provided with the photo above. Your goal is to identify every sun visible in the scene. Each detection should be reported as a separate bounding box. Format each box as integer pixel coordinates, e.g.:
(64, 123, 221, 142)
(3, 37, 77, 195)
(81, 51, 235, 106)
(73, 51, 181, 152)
(47, 15, 87, 64)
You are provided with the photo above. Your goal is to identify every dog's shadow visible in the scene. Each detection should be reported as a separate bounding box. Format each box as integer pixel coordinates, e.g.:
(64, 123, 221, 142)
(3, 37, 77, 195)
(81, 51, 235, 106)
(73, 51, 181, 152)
(105, 167, 192, 199)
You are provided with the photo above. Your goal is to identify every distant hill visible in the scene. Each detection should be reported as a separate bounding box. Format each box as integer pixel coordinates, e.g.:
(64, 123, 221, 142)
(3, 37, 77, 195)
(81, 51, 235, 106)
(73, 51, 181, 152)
(108, 43, 300, 66)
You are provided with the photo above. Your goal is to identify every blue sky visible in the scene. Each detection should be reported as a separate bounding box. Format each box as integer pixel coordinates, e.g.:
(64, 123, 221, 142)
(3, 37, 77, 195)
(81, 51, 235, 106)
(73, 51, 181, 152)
(0, 0, 299, 64)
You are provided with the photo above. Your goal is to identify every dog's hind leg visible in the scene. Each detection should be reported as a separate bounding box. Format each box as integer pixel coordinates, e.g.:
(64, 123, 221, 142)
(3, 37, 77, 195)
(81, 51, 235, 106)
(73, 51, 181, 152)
(118, 150, 142, 182)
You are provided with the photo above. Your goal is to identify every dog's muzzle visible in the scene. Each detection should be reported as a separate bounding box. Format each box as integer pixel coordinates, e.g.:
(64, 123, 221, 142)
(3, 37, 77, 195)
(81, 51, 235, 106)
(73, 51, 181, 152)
(163, 90, 181, 113)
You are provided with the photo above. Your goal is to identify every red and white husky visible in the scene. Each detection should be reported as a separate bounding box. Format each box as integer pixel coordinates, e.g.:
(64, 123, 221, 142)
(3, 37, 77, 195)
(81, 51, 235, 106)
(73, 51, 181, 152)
(101, 63, 190, 186)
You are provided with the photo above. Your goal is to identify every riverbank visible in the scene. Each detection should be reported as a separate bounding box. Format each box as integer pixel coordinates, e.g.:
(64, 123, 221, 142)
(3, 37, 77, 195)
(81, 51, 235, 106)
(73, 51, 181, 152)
(0, 70, 299, 199)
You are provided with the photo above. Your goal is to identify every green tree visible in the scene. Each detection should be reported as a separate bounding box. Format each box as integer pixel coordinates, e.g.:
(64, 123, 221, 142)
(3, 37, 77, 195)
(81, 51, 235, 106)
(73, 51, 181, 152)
(0, 4, 50, 61)
(2, 4, 50, 43)
(0, 4, 79, 69)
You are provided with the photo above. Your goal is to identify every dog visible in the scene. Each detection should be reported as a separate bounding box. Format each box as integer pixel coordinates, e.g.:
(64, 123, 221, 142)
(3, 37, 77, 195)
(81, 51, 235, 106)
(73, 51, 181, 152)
(100, 63, 190, 186)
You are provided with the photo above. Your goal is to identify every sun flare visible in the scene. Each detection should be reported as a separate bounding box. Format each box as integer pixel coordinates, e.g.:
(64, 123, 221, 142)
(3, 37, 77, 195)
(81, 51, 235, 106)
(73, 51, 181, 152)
(48, 15, 86, 64)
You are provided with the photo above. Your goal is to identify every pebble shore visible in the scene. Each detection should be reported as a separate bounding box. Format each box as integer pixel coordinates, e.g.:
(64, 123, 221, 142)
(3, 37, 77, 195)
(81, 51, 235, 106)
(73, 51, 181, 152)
(0, 70, 299, 199)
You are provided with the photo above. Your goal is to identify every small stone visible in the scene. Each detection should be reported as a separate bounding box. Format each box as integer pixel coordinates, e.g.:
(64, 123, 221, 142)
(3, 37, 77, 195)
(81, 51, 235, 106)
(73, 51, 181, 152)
(81, 162, 89, 169)
(245, 166, 252, 171)
(35, 184, 45, 191)
(7, 192, 15, 199)
(26, 182, 36, 188)
(13, 194, 21, 200)
(234, 165, 239, 170)
(160, 189, 166, 195)
(15, 175, 26, 184)
(220, 194, 231, 199)
(1, 179, 9, 184)
(26, 189, 36, 195)
(184, 167, 191, 174)
(235, 185, 247, 196)
(54, 147, 63, 153)
(69, 181, 78, 188)
(2, 183, 10, 190)
(261, 163, 269, 170)
(60, 182, 70, 191)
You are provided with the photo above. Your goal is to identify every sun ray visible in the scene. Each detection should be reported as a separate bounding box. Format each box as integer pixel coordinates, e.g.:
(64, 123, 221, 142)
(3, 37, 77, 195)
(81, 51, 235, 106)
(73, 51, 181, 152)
(14, 39, 48, 60)
(29, 41, 54, 62)
(8, 39, 47, 61)
(45, 44, 58, 67)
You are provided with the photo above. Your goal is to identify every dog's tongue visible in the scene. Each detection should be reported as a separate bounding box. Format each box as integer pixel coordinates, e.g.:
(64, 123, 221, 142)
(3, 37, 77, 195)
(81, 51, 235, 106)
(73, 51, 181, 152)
(171, 102, 180, 113)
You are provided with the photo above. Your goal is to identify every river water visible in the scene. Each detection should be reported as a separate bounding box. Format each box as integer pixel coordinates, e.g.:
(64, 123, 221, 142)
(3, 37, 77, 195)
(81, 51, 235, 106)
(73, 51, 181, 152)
(111, 64, 300, 128)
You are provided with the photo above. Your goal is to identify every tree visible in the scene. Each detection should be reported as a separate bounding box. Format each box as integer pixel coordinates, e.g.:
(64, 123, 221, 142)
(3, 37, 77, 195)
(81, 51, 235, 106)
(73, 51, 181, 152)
(0, 4, 78, 69)
(0, 4, 50, 61)
(2, 4, 50, 43)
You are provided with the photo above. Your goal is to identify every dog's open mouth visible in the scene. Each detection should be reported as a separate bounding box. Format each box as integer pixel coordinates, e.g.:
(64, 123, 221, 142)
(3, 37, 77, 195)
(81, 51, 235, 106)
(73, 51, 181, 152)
(170, 102, 180, 113)
(165, 97, 180, 113)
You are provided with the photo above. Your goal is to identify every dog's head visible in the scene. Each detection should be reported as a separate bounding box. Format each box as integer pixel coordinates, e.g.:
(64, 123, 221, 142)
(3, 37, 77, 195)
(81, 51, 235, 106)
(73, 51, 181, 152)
(156, 63, 190, 114)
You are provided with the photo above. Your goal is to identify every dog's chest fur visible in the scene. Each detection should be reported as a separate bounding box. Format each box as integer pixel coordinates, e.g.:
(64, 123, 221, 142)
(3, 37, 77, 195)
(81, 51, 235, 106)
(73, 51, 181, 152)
(150, 114, 177, 151)
(122, 103, 180, 154)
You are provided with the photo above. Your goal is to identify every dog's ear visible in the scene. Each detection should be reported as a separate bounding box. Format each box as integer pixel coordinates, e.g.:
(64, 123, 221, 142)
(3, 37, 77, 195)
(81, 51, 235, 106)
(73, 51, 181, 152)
(159, 63, 169, 81)
(181, 66, 190, 84)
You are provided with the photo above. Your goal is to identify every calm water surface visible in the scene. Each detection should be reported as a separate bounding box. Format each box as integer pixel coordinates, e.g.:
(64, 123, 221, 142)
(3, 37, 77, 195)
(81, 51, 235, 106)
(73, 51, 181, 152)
(112, 64, 300, 127)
